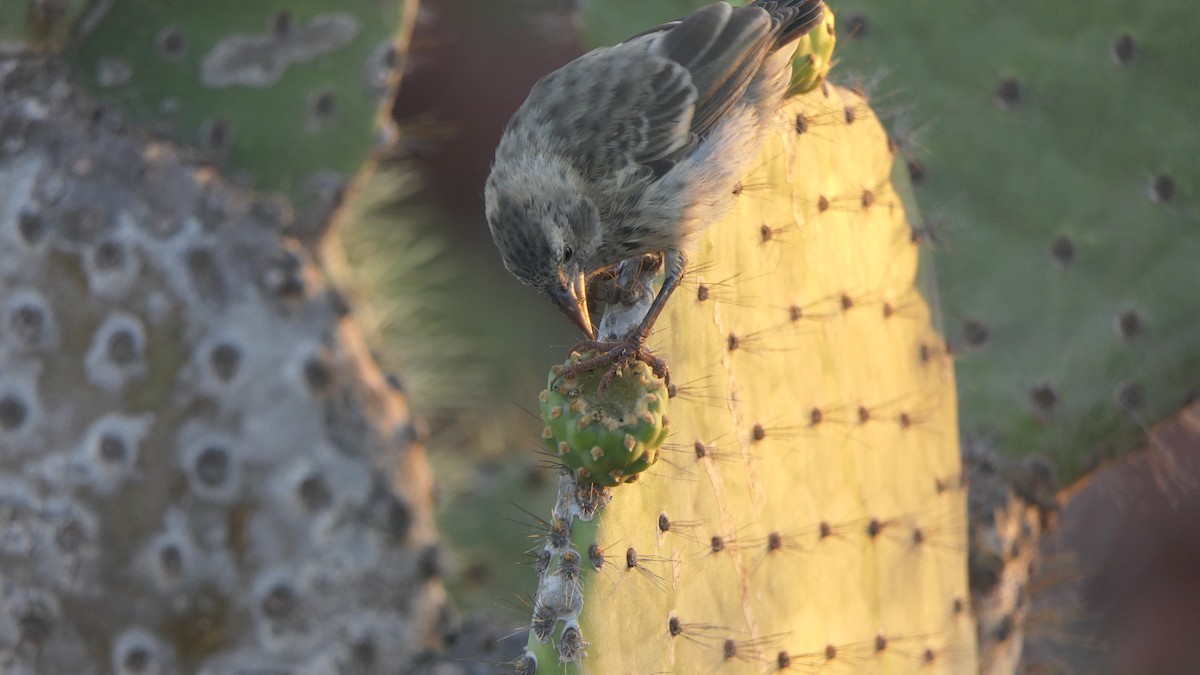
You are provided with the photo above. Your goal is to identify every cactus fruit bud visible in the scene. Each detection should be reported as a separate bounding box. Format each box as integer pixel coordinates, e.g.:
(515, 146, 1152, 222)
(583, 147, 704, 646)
(540, 351, 669, 486)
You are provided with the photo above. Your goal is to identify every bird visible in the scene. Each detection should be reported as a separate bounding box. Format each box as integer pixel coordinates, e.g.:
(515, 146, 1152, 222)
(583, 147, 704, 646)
(485, 0, 826, 388)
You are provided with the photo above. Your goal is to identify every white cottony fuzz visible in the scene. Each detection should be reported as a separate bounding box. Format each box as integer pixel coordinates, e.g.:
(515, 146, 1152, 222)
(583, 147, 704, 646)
(140, 509, 199, 591)
(113, 627, 170, 675)
(558, 618, 589, 664)
(515, 651, 538, 675)
(554, 472, 579, 519)
(178, 428, 242, 504)
(84, 312, 147, 392)
(4, 289, 58, 351)
(0, 366, 42, 446)
(201, 13, 361, 87)
(84, 230, 141, 298)
(77, 412, 153, 495)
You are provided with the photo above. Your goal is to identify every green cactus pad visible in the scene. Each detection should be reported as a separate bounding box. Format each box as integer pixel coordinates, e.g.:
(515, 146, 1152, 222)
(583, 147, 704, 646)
(540, 352, 670, 487)
(66, 1, 412, 216)
(834, 0, 1200, 485)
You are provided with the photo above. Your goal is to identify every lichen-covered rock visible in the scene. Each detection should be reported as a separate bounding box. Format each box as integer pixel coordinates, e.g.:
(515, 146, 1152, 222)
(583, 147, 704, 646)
(0, 56, 447, 674)
(540, 352, 669, 487)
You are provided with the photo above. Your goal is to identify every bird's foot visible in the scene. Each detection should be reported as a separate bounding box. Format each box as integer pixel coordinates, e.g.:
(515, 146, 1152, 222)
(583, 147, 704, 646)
(560, 337, 669, 394)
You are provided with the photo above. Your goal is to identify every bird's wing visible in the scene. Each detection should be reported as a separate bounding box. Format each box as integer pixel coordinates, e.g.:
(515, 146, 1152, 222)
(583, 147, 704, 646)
(520, 3, 777, 180)
(649, 3, 774, 143)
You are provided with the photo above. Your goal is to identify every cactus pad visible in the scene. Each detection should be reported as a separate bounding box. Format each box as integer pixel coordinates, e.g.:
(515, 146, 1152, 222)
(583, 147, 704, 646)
(66, 1, 412, 220)
(834, 0, 1200, 484)
(522, 79, 976, 673)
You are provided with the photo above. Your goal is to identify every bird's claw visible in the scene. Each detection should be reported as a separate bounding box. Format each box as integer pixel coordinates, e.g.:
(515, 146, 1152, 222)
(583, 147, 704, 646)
(559, 337, 669, 394)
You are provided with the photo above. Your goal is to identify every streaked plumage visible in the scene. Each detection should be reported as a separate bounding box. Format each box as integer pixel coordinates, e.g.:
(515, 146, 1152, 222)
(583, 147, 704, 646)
(486, 0, 825, 341)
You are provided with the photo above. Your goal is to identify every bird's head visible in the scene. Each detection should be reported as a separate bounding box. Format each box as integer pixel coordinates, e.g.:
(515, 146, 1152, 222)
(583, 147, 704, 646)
(485, 159, 601, 338)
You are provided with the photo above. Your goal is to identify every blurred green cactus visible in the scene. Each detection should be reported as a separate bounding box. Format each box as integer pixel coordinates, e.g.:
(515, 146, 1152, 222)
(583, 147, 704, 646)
(786, 3, 836, 95)
(834, 0, 1200, 485)
(67, 1, 412, 218)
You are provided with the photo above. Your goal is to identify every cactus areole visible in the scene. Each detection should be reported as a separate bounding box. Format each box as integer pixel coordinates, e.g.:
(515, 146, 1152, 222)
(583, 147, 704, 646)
(540, 352, 670, 486)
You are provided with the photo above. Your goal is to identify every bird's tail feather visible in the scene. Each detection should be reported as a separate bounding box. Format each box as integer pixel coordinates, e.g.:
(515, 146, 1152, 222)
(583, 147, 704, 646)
(752, 0, 825, 49)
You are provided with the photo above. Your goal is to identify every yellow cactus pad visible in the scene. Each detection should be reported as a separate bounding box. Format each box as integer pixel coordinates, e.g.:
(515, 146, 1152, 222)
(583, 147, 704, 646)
(527, 83, 976, 674)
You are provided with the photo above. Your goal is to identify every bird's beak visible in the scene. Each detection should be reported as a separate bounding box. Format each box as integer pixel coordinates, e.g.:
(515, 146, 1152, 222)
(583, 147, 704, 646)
(549, 270, 594, 339)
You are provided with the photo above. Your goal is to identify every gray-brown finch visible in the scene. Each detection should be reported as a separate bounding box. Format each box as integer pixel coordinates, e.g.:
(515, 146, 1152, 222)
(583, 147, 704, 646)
(485, 0, 825, 385)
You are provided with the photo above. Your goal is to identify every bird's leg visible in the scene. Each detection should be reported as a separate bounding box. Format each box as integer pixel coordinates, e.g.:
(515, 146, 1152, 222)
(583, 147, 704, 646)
(630, 249, 686, 345)
(561, 250, 686, 392)
(614, 254, 664, 306)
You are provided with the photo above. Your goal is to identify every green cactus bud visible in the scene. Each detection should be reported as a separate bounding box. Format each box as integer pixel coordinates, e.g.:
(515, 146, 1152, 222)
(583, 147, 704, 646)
(786, 3, 837, 95)
(541, 352, 670, 487)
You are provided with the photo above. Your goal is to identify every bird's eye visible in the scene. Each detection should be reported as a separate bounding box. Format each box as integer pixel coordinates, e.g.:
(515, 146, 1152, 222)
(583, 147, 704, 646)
(562, 247, 574, 262)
